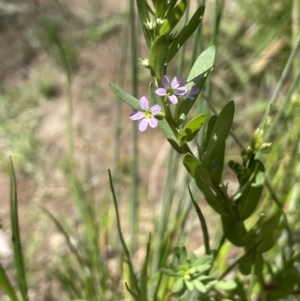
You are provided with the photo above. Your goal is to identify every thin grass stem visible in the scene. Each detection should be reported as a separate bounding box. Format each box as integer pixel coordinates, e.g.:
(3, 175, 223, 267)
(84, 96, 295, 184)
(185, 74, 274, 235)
(129, 0, 139, 253)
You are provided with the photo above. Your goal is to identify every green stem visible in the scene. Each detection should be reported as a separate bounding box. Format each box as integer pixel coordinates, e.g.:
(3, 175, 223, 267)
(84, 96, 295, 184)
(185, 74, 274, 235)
(188, 186, 210, 254)
(130, 0, 139, 253)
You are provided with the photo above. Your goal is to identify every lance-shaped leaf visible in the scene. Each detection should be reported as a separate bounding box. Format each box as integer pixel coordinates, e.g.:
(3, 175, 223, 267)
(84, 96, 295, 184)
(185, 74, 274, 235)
(193, 165, 228, 216)
(159, 0, 187, 35)
(187, 46, 216, 83)
(167, 6, 205, 62)
(203, 101, 235, 164)
(183, 153, 200, 178)
(165, 0, 180, 17)
(0, 263, 19, 301)
(136, 0, 152, 47)
(108, 82, 142, 111)
(10, 159, 29, 301)
(159, 119, 183, 153)
(256, 210, 283, 254)
(222, 217, 247, 247)
(238, 160, 265, 220)
(214, 280, 237, 291)
(149, 34, 168, 79)
(239, 252, 263, 275)
(179, 113, 207, 144)
(175, 68, 213, 124)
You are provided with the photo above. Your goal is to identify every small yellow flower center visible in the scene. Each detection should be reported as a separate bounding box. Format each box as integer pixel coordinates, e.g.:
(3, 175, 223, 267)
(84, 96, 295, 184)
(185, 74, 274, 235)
(144, 110, 153, 119)
(166, 88, 174, 96)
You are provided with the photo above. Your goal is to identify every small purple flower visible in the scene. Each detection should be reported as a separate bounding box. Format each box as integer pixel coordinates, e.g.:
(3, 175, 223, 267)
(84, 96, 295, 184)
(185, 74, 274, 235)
(130, 96, 161, 132)
(181, 86, 200, 100)
(155, 75, 187, 104)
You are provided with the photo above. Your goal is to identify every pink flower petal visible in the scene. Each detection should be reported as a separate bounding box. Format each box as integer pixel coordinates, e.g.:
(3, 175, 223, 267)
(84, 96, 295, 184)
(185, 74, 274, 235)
(171, 76, 182, 89)
(140, 96, 149, 110)
(169, 95, 178, 104)
(130, 111, 145, 120)
(150, 104, 161, 115)
(139, 119, 149, 131)
(149, 117, 158, 128)
(161, 75, 170, 89)
(175, 86, 187, 95)
(155, 88, 167, 96)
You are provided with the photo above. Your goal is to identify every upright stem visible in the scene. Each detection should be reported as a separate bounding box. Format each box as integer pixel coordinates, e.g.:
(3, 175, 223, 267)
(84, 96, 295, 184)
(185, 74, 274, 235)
(130, 0, 139, 253)
(292, 0, 300, 79)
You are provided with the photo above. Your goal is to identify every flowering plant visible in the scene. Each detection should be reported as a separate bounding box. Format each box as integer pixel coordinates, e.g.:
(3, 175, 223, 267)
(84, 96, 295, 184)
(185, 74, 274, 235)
(108, 1, 298, 300)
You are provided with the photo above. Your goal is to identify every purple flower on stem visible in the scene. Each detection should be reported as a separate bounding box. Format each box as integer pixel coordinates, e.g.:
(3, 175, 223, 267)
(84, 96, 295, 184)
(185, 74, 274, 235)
(181, 86, 200, 100)
(130, 96, 161, 132)
(155, 75, 187, 104)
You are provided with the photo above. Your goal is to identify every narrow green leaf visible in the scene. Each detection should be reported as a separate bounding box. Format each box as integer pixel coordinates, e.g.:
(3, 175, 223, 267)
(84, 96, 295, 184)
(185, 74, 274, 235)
(194, 255, 213, 266)
(183, 153, 201, 178)
(0, 263, 19, 301)
(160, 268, 178, 277)
(239, 252, 263, 276)
(172, 277, 185, 293)
(195, 164, 213, 187)
(149, 34, 169, 79)
(10, 159, 29, 301)
(194, 264, 211, 273)
(202, 115, 217, 151)
(43, 208, 85, 268)
(108, 82, 142, 110)
(215, 280, 237, 290)
(194, 176, 227, 216)
(184, 278, 194, 291)
(140, 234, 151, 299)
(158, 119, 182, 153)
(108, 170, 142, 297)
(238, 160, 265, 220)
(167, 6, 205, 62)
(203, 101, 235, 163)
(188, 187, 210, 254)
(159, 0, 187, 35)
(206, 142, 225, 185)
(125, 282, 140, 300)
(257, 211, 283, 253)
(136, 0, 152, 47)
(165, 0, 180, 17)
(193, 280, 207, 293)
(187, 46, 216, 83)
(179, 113, 207, 144)
(221, 217, 246, 247)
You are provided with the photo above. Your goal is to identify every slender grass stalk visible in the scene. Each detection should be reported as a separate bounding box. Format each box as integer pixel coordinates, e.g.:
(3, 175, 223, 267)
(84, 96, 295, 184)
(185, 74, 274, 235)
(260, 32, 300, 128)
(177, 1, 190, 75)
(9, 159, 29, 301)
(108, 170, 144, 300)
(248, 261, 256, 301)
(150, 150, 179, 275)
(199, 0, 224, 144)
(190, 0, 204, 71)
(114, 14, 130, 198)
(44, 24, 108, 298)
(0, 263, 19, 301)
(292, 0, 300, 79)
(188, 186, 210, 254)
(129, 0, 139, 253)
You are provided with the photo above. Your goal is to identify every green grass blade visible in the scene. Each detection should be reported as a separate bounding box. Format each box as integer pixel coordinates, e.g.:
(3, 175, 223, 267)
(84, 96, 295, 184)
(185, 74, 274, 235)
(9, 159, 28, 301)
(188, 186, 210, 254)
(0, 263, 19, 301)
(108, 169, 143, 299)
(42, 207, 85, 268)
